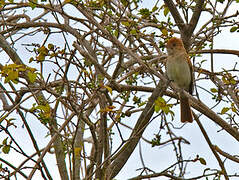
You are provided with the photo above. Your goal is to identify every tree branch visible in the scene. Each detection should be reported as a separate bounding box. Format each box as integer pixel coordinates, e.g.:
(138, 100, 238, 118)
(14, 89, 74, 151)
(195, 49, 239, 56)
(0, 34, 23, 65)
(194, 112, 229, 180)
(214, 145, 239, 163)
(188, 0, 205, 36)
(0, 33, 69, 180)
(189, 94, 239, 142)
(106, 81, 168, 179)
(163, 0, 185, 32)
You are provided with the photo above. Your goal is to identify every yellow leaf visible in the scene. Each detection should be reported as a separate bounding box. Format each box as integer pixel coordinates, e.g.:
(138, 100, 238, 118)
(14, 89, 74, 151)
(105, 85, 112, 94)
(210, 88, 218, 93)
(130, 29, 137, 35)
(154, 104, 160, 113)
(74, 147, 81, 157)
(28, 71, 37, 83)
(161, 28, 168, 36)
(38, 46, 48, 55)
(121, 21, 130, 27)
(99, 106, 116, 113)
(163, 6, 169, 16)
(36, 53, 45, 62)
(8, 70, 18, 81)
(221, 107, 230, 114)
(29, 0, 37, 9)
(232, 107, 237, 112)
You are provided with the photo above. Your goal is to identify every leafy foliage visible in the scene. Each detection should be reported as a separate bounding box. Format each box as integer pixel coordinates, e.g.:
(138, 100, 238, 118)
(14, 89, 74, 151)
(0, 64, 37, 84)
(0, 0, 239, 180)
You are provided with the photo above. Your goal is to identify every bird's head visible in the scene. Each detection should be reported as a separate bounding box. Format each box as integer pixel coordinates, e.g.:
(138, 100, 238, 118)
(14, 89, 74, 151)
(166, 37, 185, 55)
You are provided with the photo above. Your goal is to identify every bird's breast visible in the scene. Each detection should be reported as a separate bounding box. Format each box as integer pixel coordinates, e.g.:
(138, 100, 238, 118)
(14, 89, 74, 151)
(166, 54, 192, 91)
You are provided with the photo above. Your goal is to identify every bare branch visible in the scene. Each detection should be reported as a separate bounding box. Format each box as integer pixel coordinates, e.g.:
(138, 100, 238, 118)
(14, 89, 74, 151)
(106, 81, 168, 179)
(188, 0, 205, 37)
(163, 0, 185, 31)
(195, 49, 239, 56)
(214, 145, 239, 163)
(194, 112, 229, 180)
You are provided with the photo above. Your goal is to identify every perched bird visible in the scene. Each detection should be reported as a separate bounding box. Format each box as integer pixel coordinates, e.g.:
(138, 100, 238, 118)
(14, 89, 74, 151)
(166, 37, 193, 123)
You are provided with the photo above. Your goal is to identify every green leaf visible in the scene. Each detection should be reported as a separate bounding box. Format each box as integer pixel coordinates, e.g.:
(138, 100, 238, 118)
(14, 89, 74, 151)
(152, 6, 158, 12)
(120, 0, 128, 6)
(161, 28, 168, 36)
(231, 103, 237, 113)
(29, 0, 38, 9)
(154, 97, 173, 115)
(199, 157, 207, 165)
(130, 29, 137, 35)
(163, 6, 169, 16)
(55, 86, 64, 94)
(36, 104, 50, 113)
(113, 30, 119, 37)
(29, 103, 37, 112)
(0, 0, 6, 7)
(74, 147, 81, 157)
(8, 70, 18, 81)
(28, 71, 37, 83)
(138, 101, 146, 107)
(27, 71, 37, 83)
(2, 138, 8, 145)
(230, 26, 238, 33)
(221, 107, 230, 114)
(121, 21, 130, 27)
(2, 145, 10, 154)
(230, 78, 236, 85)
(154, 104, 160, 113)
(151, 135, 161, 147)
(139, 8, 151, 18)
(4, 70, 18, 84)
(105, 25, 112, 32)
(210, 88, 218, 93)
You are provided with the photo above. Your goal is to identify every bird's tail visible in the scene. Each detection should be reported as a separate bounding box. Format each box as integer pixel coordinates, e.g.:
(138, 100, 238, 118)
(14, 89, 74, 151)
(180, 92, 193, 123)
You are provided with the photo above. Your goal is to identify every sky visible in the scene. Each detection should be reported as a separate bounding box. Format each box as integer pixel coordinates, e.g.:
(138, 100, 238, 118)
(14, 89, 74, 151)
(116, 1, 239, 179)
(0, 0, 239, 180)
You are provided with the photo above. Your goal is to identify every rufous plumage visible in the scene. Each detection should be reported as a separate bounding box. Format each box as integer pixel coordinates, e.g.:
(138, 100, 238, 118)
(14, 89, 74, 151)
(166, 37, 193, 123)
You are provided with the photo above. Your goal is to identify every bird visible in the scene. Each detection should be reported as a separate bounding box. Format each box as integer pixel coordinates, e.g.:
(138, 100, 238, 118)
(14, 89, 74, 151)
(166, 37, 193, 123)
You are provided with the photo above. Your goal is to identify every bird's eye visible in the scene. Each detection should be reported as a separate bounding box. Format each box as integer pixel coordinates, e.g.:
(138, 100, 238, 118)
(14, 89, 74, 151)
(172, 43, 176, 47)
